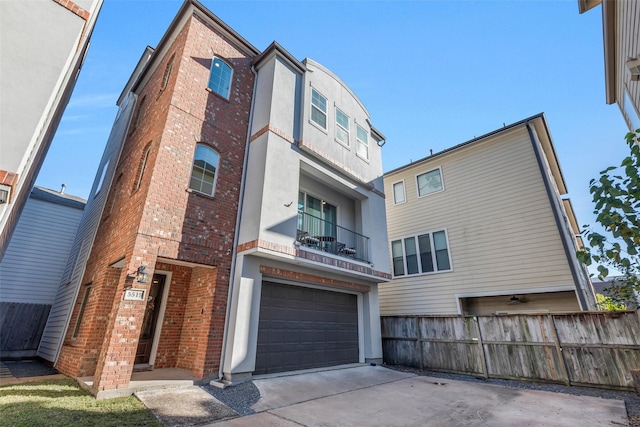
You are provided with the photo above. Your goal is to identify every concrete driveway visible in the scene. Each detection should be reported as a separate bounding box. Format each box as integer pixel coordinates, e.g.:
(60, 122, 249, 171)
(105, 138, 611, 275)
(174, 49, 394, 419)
(209, 365, 627, 426)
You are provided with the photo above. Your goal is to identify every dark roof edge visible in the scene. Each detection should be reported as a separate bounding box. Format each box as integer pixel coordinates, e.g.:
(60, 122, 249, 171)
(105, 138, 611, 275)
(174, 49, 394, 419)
(31, 186, 86, 210)
(253, 41, 306, 73)
(132, 0, 261, 93)
(384, 113, 546, 176)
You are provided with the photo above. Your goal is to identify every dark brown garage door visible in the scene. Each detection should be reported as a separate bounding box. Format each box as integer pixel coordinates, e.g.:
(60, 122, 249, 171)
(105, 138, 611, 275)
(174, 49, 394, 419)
(254, 282, 359, 375)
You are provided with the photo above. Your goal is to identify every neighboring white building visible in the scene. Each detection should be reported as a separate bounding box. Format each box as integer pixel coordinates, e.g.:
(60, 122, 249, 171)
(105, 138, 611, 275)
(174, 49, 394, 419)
(579, 0, 640, 132)
(379, 114, 595, 316)
(0, 186, 85, 358)
(0, 0, 103, 259)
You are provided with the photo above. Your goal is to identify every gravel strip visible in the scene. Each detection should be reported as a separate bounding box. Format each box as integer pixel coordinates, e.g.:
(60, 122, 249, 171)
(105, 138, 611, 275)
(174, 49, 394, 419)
(385, 364, 640, 426)
(200, 381, 261, 416)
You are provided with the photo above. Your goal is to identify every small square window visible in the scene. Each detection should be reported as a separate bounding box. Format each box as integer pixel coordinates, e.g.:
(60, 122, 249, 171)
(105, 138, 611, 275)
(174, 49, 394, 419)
(416, 168, 443, 197)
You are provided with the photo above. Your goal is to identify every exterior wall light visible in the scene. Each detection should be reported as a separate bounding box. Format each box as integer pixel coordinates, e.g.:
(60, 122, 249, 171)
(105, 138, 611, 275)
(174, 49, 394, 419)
(136, 265, 148, 283)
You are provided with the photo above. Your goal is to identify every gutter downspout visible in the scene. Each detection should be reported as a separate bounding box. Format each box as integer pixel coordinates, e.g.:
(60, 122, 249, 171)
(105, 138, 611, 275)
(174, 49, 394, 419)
(525, 122, 589, 310)
(218, 65, 258, 382)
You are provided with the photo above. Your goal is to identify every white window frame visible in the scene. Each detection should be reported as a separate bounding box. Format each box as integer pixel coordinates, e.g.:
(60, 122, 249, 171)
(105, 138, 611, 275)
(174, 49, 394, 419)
(623, 88, 640, 131)
(416, 167, 444, 198)
(310, 87, 328, 130)
(335, 106, 350, 147)
(189, 144, 220, 197)
(390, 229, 453, 277)
(356, 123, 369, 161)
(392, 180, 406, 205)
(208, 57, 233, 99)
(94, 160, 109, 198)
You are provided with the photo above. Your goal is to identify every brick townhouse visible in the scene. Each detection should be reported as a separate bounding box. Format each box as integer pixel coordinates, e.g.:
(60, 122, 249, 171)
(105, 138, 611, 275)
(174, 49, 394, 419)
(41, 0, 390, 398)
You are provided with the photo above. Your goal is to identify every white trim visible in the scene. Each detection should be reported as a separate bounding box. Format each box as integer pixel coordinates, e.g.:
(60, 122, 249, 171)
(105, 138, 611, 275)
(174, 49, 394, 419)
(208, 56, 233, 99)
(310, 87, 328, 131)
(334, 105, 350, 148)
(392, 180, 406, 205)
(93, 160, 110, 198)
(389, 228, 453, 278)
(148, 270, 172, 367)
(355, 123, 369, 161)
(415, 166, 444, 198)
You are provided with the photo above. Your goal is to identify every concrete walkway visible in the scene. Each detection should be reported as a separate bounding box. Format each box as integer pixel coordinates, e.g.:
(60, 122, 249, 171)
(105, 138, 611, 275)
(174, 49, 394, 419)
(211, 366, 627, 426)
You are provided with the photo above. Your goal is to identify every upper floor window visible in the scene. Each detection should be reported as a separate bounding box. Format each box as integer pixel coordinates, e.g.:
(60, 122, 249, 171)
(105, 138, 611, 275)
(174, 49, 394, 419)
(134, 144, 152, 191)
(335, 107, 350, 146)
(392, 181, 406, 204)
(189, 144, 220, 196)
(311, 88, 327, 129)
(417, 167, 443, 197)
(298, 191, 337, 237)
(94, 160, 109, 198)
(391, 230, 452, 277)
(129, 95, 147, 134)
(356, 124, 369, 160)
(208, 57, 232, 99)
(159, 53, 175, 95)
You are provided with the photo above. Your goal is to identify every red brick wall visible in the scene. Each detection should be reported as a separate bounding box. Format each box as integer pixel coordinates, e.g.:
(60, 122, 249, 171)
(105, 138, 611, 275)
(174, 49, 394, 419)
(153, 262, 190, 369)
(56, 12, 255, 390)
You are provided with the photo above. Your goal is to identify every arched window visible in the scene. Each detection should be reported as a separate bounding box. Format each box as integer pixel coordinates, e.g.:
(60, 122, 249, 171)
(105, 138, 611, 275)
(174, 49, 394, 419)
(189, 144, 220, 196)
(208, 57, 232, 98)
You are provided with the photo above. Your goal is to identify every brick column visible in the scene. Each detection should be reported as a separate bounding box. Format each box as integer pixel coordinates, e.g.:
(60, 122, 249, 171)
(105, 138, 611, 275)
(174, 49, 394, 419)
(92, 248, 158, 393)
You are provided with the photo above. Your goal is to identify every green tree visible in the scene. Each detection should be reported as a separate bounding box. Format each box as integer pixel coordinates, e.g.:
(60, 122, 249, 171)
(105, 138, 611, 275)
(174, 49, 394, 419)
(595, 293, 626, 312)
(577, 130, 640, 308)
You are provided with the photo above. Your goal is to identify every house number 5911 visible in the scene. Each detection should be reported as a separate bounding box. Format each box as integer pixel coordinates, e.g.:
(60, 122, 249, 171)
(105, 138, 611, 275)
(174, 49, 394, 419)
(124, 289, 145, 301)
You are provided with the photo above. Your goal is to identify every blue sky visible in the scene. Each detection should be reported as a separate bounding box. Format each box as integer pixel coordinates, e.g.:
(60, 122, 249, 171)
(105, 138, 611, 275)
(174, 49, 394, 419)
(38, 0, 629, 244)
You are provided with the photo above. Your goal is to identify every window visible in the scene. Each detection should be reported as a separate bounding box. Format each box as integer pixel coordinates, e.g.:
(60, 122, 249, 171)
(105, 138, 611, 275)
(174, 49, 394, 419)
(189, 144, 220, 196)
(356, 124, 369, 160)
(129, 95, 146, 134)
(72, 284, 91, 338)
(208, 57, 232, 98)
(335, 107, 349, 145)
(159, 53, 175, 95)
(298, 191, 337, 237)
(623, 89, 640, 131)
(393, 181, 406, 204)
(94, 160, 109, 198)
(134, 144, 151, 191)
(105, 173, 122, 218)
(391, 230, 451, 276)
(416, 168, 443, 197)
(310, 88, 327, 129)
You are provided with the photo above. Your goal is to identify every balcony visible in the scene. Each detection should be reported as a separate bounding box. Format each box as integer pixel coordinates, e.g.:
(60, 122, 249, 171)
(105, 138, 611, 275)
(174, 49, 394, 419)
(296, 211, 369, 263)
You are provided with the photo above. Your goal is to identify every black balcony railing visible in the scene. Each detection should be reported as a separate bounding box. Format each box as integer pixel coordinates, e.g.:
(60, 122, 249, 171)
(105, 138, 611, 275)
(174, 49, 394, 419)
(296, 211, 370, 263)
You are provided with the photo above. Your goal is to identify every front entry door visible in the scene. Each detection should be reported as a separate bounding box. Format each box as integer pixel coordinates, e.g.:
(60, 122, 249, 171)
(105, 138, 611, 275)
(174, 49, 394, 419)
(134, 274, 166, 365)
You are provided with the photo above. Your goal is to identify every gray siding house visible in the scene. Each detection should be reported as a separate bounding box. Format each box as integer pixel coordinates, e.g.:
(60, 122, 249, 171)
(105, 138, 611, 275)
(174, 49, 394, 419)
(0, 186, 85, 358)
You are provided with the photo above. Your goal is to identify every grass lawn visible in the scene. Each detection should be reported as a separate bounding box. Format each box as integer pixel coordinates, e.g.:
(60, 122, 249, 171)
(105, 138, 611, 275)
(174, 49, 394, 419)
(0, 378, 162, 427)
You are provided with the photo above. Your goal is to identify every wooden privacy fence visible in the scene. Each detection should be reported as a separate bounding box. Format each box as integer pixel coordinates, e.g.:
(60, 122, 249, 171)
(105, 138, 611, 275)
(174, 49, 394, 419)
(381, 311, 640, 390)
